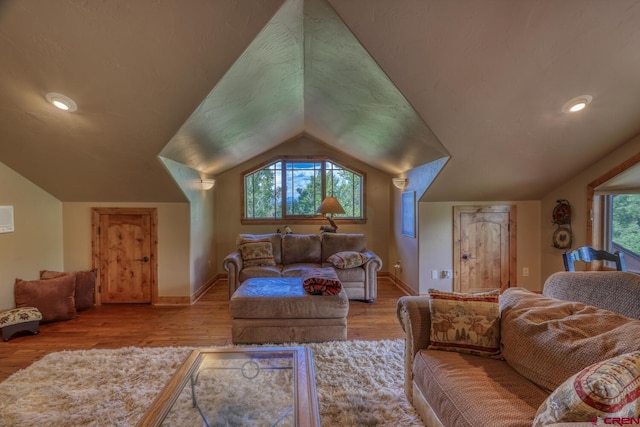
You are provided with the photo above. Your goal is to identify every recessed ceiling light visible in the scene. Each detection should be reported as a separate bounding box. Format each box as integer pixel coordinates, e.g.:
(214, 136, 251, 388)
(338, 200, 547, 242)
(45, 92, 77, 112)
(562, 95, 592, 113)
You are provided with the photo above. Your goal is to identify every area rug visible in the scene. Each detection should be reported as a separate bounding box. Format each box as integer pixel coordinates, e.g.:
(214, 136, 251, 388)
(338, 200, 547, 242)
(0, 339, 422, 426)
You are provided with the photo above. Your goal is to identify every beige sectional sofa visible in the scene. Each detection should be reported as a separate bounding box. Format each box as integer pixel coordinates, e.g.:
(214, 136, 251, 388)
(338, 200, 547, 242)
(223, 232, 382, 302)
(397, 271, 640, 427)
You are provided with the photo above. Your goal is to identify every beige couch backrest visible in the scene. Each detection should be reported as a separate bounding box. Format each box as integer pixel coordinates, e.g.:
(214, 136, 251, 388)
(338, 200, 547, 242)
(239, 233, 283, 265)
(500, 288, 640, 391)
(542, 271, 640, 319)
(321, 233, 367, 261)
(282, 234, 321, 264)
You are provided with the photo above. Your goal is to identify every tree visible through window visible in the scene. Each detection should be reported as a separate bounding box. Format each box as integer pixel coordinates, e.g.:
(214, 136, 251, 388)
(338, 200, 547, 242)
(608, 194, 640, 256)
(244, 158, 364, 221)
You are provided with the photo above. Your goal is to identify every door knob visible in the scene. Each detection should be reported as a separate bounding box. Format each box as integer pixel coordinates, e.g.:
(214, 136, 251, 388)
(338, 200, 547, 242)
(462, 254, 474, 260)
(137, 256, 149, 262)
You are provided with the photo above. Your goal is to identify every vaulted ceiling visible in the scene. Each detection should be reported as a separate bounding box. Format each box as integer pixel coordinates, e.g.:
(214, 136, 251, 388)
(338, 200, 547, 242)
(1, 0, 640, 203)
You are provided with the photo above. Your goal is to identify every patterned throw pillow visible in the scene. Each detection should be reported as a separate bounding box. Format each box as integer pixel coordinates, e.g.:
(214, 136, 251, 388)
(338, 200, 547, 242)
(533, 351, 640, 426)
(301, 267, 343, 296)
(427, 289, 501, 357)
(327, 251, 370, 269)
(237, 239, 276, 267)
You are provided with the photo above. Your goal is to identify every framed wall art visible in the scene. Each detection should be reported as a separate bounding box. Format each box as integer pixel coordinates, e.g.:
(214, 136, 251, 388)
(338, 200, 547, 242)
(401, 191, 416, 238)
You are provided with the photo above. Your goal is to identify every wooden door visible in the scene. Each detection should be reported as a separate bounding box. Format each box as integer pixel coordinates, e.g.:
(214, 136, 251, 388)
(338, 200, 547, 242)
(453, 205, 516, 293)
(92, 208, 157, 304)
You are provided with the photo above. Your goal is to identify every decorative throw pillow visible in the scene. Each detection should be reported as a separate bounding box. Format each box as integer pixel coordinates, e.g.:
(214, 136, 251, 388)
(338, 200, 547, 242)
(327, 251, 370, 269)
(40, 269, 97, 311)
(14, 275, 77, 323)
(301, 267, 343, 296)
(427, 288, 501, 357)
(533, 351, 640, 426)
(237, 238, 276, 267)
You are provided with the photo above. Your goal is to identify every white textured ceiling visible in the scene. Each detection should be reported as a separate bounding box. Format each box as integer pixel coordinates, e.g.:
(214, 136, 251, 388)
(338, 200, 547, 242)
(160, 0, 447, 177)
(1, 0, 640, 202)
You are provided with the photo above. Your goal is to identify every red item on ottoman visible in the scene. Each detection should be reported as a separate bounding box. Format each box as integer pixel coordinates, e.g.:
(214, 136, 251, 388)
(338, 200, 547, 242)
(301, 267, 342, 296)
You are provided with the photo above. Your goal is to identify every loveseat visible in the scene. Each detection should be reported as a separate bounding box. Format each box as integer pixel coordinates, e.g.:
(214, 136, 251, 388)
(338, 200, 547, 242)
(397, 271, 640, 427)
(223, 232, 382, 302)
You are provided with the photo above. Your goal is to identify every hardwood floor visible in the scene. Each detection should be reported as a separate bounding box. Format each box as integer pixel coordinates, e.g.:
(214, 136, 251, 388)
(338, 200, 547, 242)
(0, 276, 409, 382)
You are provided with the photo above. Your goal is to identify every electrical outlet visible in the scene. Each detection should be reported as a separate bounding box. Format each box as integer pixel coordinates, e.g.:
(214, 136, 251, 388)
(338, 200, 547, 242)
(523, 267, 529, 277)
(431, 270, 439, 279)
(441, 270, 452, 279)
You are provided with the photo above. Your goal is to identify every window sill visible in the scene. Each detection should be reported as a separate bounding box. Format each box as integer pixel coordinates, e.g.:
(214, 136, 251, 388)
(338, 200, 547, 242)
(241, 218, 366, 226)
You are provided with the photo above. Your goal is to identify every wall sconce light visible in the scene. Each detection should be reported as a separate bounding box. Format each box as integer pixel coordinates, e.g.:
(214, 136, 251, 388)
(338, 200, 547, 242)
(392, 178, 408, 189)
(200, 179, 215, 190)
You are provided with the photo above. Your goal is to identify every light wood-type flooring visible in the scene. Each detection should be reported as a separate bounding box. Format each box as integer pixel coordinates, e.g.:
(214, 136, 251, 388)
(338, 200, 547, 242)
(0, 276, 410, 382)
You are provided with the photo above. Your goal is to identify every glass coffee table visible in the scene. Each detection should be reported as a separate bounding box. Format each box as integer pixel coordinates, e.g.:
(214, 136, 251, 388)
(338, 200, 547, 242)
(136, 347, 320, 427)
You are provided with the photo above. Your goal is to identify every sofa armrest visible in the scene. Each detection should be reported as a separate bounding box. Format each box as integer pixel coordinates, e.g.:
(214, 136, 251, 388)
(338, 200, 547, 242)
(361, 251, 382, 302)
(396, 296, 431, 403)
(223, 251, 243, 298)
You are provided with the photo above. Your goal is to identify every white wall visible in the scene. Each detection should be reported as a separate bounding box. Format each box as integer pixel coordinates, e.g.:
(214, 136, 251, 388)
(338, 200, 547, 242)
(161, 157, 217, 295)
(390, 158, 448, 293)
(0, 162, 63, 310)
(419, 200, 542, 294)
(63, 201, 191, 298)
(541, 134, 640, 280)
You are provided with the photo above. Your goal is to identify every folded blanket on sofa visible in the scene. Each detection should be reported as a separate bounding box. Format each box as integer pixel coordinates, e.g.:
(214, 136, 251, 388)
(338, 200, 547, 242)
(301, 267, 342, 296)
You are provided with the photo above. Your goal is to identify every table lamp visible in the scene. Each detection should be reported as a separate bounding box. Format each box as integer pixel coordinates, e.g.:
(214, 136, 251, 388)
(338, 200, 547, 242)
(317, 197, 345, 232)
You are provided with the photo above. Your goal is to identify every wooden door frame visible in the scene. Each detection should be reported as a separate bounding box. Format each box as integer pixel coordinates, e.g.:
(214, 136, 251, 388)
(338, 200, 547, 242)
(91, 207, 158, 305)
(453, 205, 517, 293)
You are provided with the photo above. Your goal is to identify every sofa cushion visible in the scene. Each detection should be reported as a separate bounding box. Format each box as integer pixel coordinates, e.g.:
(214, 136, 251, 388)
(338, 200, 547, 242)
(14, 276, 77, 323)
(500, 288, 640, 392)
(40, 269, 96, 311)
(282, 263, 321, 277)
(533, 351, 640, 426)
(238, 233, 282, 264)
(328, 265, 365, 283)
(282, 234, 321, 264)
(321, 233, 366, 261)
(237, 239, 276, 267)
(327, 251, 370, 269)
(543, 271, 640, 320)
(427, 289, 501, 357)
(239, 265, 283, 283)
(301, 267, 342, 295)
(413, 349, 548, 427)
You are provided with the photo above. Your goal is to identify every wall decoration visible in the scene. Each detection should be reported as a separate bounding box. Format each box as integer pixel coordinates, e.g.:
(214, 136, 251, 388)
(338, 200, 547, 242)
(552, 199, 572, 249)
(401, 191, 416, 238)
(0, 205, 14, 233)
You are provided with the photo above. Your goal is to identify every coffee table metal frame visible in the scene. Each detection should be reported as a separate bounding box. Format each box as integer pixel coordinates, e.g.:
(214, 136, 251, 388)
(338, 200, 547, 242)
(136, 346, 320, 427)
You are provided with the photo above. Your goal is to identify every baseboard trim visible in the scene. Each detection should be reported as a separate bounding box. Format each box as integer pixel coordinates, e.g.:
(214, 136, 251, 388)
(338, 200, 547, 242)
(191, 274, 222, 304)
(155, 274, 224, 306)
(380, 272, 418, 296)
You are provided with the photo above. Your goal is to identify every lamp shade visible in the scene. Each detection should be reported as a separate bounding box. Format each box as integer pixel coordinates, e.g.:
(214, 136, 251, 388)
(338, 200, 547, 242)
(316, 197, 345, 216)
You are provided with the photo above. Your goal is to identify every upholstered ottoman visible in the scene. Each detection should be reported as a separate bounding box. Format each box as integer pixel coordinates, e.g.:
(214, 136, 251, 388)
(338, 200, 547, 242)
(1, 307, 42, 341)
(229, 277, 349, 344)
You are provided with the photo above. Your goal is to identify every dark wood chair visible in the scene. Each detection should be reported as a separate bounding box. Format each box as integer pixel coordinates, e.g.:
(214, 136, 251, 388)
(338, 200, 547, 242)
(563, 246, 627, 272)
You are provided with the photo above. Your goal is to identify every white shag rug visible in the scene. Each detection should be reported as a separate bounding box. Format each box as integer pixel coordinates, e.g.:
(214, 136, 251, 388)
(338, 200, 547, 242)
(0, 339, 423, 427)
